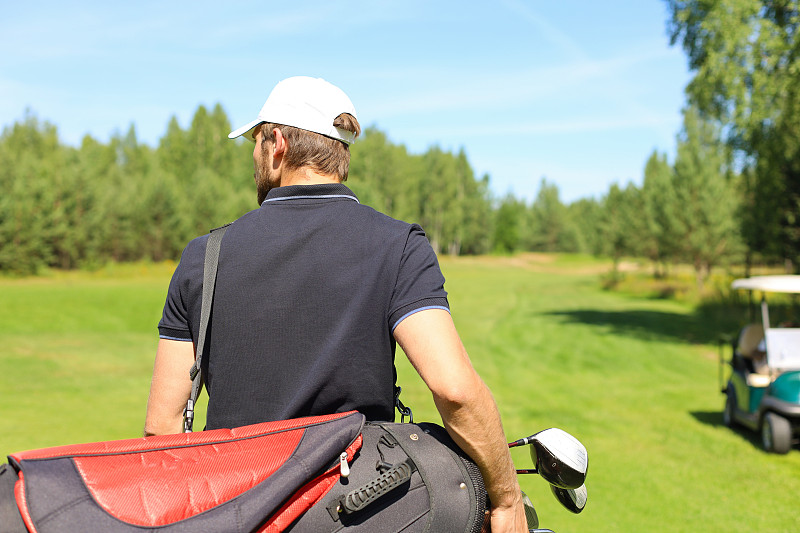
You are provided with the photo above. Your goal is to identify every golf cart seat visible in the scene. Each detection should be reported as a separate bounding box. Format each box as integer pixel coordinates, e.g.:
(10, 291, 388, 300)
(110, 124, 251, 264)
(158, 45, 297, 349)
(737, 324, 769, 376)
(737, 324, 764, 358)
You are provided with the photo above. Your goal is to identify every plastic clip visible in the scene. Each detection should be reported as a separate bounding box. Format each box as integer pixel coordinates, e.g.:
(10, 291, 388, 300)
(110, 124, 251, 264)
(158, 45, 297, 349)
(394, 386, 414, 424)
(182, 399, 195, 433)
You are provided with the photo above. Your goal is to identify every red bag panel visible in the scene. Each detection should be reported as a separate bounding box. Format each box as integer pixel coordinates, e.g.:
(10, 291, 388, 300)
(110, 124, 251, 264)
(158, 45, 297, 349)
(71, 428, 304, 527)
(10, 412, 365, 532)
(9, 412, 355, 462)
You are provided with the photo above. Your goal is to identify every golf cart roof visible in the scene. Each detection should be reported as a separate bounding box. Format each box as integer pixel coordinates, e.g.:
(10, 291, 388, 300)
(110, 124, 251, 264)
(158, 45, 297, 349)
(731, 275, 800, 294)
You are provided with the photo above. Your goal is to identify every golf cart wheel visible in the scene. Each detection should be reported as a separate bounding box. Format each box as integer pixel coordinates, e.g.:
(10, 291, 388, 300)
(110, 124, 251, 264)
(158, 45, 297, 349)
(761, 412, 792, 454)
(723, 388, 736, 428)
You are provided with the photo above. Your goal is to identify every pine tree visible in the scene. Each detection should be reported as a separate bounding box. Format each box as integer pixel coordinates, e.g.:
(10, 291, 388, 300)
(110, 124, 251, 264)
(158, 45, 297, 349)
(672, 106, 743, 289)
(641, 150, 679, 277)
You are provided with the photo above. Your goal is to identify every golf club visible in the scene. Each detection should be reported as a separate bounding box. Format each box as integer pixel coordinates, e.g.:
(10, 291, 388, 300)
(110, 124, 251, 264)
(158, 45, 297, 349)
(509, 428, 588, 489)
(521, 491, 556, 532)
(550, 483, 587, 514)
(521, 490, 539, 529)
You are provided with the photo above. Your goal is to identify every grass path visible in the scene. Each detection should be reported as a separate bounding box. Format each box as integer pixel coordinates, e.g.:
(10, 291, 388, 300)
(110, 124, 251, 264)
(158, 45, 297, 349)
(2, 256, 799, 531)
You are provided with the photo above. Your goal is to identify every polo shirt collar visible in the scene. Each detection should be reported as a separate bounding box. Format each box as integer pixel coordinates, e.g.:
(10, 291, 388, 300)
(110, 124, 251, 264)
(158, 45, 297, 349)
(261, 183, 360, 205)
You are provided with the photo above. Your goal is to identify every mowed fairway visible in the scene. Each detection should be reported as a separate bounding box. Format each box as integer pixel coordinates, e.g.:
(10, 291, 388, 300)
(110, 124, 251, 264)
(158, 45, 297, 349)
(2, 256, 800, 531)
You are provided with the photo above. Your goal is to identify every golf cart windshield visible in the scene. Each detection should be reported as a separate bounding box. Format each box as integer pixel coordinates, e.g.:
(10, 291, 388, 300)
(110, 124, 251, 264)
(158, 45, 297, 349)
(765, 329, 800, 371)
(732, 275, 800, 371)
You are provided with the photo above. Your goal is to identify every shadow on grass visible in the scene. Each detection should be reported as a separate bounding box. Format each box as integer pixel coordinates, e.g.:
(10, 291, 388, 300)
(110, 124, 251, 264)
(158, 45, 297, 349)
(690, 410, 774, 452)
(545, 306, 742, 345)
(546, 298, 800, 346)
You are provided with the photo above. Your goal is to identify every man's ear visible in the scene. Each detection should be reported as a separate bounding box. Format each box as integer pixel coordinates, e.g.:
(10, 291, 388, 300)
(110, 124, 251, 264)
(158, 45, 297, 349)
(272, 128, 287, 161)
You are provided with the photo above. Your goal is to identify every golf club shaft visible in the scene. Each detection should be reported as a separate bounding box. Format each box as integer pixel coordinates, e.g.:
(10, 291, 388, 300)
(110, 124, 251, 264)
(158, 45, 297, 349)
(508, 436, 533, 448)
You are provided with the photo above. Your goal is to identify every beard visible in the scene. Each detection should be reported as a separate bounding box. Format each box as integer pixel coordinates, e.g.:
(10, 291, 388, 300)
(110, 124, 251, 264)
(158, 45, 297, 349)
(256, 168, 272, 205)
(255, 146, 275, 205)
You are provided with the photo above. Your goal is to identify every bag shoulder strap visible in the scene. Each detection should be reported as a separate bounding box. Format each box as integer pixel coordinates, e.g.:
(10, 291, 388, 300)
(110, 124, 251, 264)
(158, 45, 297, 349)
(183, 223, 230, 432)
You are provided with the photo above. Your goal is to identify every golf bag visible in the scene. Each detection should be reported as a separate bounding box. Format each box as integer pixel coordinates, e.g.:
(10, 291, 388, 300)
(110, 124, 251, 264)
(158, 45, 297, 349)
(2, 411, 488, 533)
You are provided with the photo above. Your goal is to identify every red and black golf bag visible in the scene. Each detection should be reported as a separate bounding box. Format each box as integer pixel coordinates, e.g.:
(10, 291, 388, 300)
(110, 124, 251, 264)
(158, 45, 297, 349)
(2, 411, 488, 532)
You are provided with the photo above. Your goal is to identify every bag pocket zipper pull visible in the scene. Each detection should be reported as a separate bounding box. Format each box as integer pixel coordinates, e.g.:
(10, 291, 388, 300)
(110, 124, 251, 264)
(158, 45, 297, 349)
(339, 452, 350, 478)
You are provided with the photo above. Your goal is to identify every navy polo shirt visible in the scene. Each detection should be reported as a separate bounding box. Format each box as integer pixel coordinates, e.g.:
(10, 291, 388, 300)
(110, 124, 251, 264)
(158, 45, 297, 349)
(158, 183, 449, 428)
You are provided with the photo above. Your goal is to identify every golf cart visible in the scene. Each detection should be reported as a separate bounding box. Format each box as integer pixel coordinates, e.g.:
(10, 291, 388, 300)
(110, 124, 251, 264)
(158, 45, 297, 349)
(722, 275, 800, 453)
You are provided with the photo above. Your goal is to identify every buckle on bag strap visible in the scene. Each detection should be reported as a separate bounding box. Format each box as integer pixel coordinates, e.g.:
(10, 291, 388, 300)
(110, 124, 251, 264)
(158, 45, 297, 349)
(182, 399, 195, 433)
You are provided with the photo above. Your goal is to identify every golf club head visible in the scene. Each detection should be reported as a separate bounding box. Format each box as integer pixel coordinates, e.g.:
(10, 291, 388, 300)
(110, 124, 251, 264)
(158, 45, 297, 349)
(521, 490, 539, 529)
(550, 483, 587, 514)
(530, 428, 588, 489)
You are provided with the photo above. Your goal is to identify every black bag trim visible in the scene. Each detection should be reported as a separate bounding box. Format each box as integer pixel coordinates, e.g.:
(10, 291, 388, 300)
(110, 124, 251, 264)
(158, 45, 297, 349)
(378, 422, 487, 533)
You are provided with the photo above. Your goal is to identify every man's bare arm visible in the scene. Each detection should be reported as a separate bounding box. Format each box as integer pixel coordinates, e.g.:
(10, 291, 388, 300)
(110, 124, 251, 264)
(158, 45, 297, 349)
(144, 339, 195, 436)
(393, 309, 526, 533)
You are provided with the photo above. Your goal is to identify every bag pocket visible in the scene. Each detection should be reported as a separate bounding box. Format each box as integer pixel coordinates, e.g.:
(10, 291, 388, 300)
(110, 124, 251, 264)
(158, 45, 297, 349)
(287, 421, 488, 533)
(8, 411, 364, 533)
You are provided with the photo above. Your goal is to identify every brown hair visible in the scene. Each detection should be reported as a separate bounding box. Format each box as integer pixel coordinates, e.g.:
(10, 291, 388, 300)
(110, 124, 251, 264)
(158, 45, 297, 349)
(259, 113, 361, 181)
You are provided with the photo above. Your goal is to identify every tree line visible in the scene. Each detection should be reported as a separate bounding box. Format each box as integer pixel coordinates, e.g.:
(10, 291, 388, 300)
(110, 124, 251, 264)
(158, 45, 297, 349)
(0, 105, 500, 275)
(0, 106, 490, 274)
(0, 98, 793, 283)
(0, 105, 253, 274)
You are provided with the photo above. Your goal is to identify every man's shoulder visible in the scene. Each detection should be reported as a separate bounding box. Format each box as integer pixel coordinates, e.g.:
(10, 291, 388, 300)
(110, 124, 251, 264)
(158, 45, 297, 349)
(181, 232, 211, 260)
(355, 202, 413, 227)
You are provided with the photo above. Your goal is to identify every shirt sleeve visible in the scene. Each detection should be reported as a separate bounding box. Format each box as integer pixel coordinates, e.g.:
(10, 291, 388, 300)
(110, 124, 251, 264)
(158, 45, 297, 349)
(157, 235, 207, 341)
(388, 224, 449, 332)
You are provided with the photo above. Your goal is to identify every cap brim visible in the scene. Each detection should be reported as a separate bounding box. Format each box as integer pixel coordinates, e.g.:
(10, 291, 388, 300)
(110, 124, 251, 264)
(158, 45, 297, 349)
(228, 119, 263, 141)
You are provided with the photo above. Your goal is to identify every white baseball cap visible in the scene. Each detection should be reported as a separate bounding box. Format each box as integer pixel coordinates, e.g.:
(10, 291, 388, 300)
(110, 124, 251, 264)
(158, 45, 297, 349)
(228, 76, 358, 145)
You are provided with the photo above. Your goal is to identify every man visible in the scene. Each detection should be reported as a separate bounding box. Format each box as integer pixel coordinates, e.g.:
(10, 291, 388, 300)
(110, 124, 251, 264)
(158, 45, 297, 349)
(145, 76, 525, 532)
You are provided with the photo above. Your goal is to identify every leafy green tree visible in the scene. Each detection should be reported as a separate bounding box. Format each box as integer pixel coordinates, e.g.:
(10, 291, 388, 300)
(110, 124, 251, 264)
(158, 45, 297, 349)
(75, 134, 120, 266)
(157, 104, 252, 239)
(182, 104, 238, 181)
(527, 178, 576, 252)
(620, 184, 651, 260)
(641, 150, 680, 276)
(0, 113, 65, 273)
(493, 194, 527, 253)
(442, 149, 492, 255)
(350, 132, 492, 255)
(348, 127, 418, 220)
(672, 106, 743, 289)
(207, 103, 238, 178)
(598, 183, 642, 280)
(459, 171, 493, 255)
(666, 0, 800, 268)
(567, 197, 604, 255)
(134, 168, 188, 262)
(417, 146, 461, 254)
(157, 116, 189, 184)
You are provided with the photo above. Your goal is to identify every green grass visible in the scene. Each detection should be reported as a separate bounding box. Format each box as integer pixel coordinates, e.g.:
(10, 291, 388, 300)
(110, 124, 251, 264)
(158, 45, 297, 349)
(3, 255, 800, 531)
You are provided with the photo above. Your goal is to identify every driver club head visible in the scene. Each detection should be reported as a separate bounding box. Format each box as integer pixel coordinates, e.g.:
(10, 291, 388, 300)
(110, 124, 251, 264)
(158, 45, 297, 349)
(529, 428, 588, 489)
(550, 483, 587, 514)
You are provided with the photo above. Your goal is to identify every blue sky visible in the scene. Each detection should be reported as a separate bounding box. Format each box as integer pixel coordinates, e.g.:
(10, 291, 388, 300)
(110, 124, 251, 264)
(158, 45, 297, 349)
(1, 1, 690, 203)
